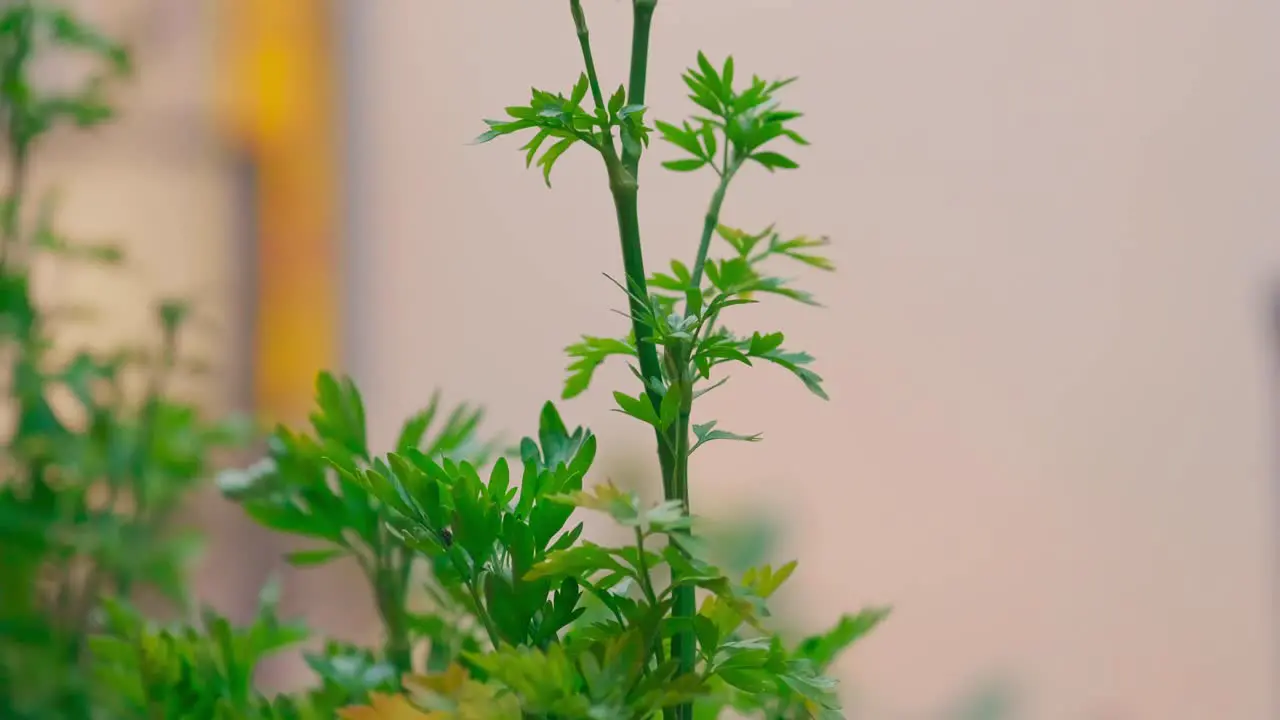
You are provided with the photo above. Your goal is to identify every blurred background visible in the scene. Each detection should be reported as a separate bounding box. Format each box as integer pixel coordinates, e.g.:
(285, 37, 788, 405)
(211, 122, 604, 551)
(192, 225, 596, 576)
(32, 0, 1280, 718)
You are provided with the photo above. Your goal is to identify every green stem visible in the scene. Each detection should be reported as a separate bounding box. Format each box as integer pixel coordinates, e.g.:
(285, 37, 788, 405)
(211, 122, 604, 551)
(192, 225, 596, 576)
(688, 162, 738, 295)
(605, 156, 677, 500)
(667, 160, 743, 720)
(632, 526, 668, 667)
(603, 0, 672, 488)
(669, 408, 695, 720)
(370, 529, 413, 674)
(569, 0, 607, 112)
(633, 527, 659, 607)
(616, 4, 696, 719)
(466, 578, 502, 648)
(623, 0, 657, 175)
(377, 564, 414, 675)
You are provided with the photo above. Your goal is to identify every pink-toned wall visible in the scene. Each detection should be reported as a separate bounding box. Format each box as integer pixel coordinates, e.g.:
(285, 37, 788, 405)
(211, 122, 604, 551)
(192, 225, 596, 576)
(344, 2, 1280, 718)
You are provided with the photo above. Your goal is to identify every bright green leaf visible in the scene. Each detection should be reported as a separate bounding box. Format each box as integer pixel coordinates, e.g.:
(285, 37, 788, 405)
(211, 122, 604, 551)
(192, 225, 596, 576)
(612, 390, 661, 428)
(691, 420, 762, 453)
(284, 548, 344, 568)
(662, 158, 707, 172)
(537, 137, 578, 187)
(750, 151, 800, 171)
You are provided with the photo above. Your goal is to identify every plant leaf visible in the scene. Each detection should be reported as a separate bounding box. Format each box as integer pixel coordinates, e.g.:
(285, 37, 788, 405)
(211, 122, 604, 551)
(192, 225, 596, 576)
(563, 336, 635, 399)
(662, 158, 707, 172)
(691, 420, 762, 453)
(613, 391, 661, 428)
(750, 151, 799, 171)
(537, 137, 577, 187)
(285, 548, 345, 568)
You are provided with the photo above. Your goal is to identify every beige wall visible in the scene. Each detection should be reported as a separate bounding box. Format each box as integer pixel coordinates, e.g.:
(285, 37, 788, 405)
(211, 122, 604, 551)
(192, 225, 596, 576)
(346, 1, 1280, 718)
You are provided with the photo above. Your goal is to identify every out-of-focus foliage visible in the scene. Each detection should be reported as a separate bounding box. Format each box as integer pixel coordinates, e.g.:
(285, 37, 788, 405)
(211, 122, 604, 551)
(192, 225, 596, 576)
(0, 4, 247, 717)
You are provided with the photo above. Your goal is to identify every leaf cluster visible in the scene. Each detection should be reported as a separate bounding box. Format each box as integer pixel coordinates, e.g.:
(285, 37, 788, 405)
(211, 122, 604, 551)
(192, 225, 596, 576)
(656, 52, 807, 175)
(220, 372, 499, 675)
(476, 73, 649, 187)
(205, 375, 870, 720)
(465, 6, 885, 718)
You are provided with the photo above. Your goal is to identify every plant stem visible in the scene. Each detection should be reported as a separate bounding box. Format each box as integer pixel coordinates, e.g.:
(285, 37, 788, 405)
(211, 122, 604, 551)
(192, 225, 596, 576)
(623, 0, 657, 175)
(686, 161, 742, 344)
(569, 0, 607, 112)
(568, 4, 686, 703)
(567, 0, 667, 438)
(377, 578, 413, 675)
(616, 4, 696, 718)
(368, 522, 414, 674)
(604, 154, 678, 499)
(666, 153, 742, 720)
(668, 408, 695, 720)
(632, 527, 669, 668)
(465, 578, 502, 648)
(606, 0, 673, 491)
(584, 0, 675, 498)
(688, 162, 739, 295)
(633, 527, 659, 607)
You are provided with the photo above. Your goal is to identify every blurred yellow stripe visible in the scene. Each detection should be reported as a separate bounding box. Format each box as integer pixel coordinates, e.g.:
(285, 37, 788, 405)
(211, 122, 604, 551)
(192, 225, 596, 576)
(219, 0, 338, 424)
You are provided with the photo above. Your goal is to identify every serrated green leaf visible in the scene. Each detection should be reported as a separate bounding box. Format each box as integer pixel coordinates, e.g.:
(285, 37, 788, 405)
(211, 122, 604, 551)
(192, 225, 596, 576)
(395, 393, 439, 452)
(537, 136, 577, 187)
(612, 390, 661, 427)
(569, 73, 589, 107)
(691, 420, 762, 453)
(662, 158, 707, 172)
(701, 122, 718, 161)
(795, 607, 891, 670)
(474, 125, 512, 145)
(549, 482, 641, 526)
(655, 120, 706, 159)
(750, 151, 800, 171)
(783, 128, 811, 146)
(767, 76, 799, 93)
(563, 336, 635, 399)
(520, 128, 551, 168)
(608, 85, 626, 115)
(743, 561, 797, 598)
(658, 388, 682, 431)
(695, 52, 723, 98)
(618, 104, 646, 119)
(781, 660, 843, 717)
(525, 542, 628, 582)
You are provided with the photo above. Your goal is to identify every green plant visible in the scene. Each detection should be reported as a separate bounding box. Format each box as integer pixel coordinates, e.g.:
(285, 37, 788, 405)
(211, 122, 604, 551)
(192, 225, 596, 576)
(4, 1, 887, 718)
(308, 1, 885, 718)
(0, 3, 247, 717)
(87, 580, 398, 720)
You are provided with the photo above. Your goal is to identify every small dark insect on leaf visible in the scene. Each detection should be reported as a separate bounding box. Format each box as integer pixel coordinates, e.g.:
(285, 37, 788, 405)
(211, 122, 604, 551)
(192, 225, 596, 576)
(439, 528, 453, 548)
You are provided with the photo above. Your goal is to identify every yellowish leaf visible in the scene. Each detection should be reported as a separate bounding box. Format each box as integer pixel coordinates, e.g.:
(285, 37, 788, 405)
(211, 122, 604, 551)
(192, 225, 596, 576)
(337, 692, 438, 720)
